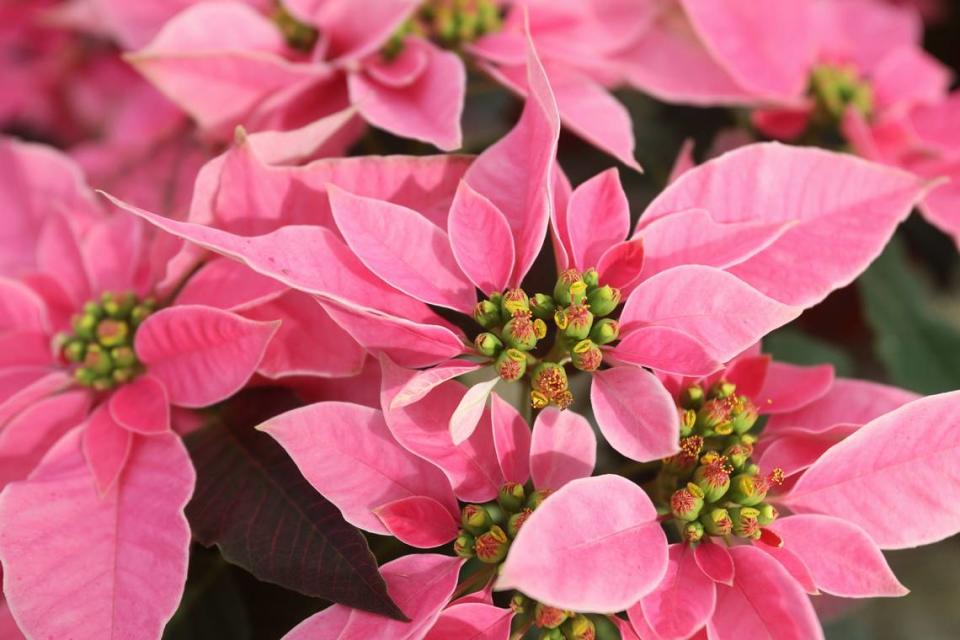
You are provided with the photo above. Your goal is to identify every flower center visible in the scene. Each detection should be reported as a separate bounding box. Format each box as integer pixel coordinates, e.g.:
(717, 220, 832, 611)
(473, 268, 623, 410)
(383, 0, 502, 58)
(809, 63, 874, 124)
(58, 292, 156, 391)
(656, 380, 783, 545)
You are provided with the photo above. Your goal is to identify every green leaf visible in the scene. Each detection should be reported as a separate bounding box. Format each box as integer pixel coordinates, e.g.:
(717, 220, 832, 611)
(859, 238, 960, 393)
(764, 328, 855, 377)
(184, 388, 405, 620)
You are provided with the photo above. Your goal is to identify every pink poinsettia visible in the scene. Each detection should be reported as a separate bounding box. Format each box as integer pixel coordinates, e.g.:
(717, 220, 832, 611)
(259, 366, 658, 636)
(0, 142, 292, 640)
(127, 0, 643, 165)
(621, 351, 960, 639)
(114, 29, 929, 471)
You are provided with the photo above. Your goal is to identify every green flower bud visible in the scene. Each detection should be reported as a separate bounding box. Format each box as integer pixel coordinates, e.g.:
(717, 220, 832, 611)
(730, 396, 759, 434)
(96, 319, 129, 348)
(757, 503, 779, 526)
(507, 508, 532, 538)
(582, 268, 600, 289)
(474, 332, 503, 357)
(553, 269, 583, 306)
(589, 318, 620, 345)
(461, 504, 492, 535)
(571, 339, 603, 372)
(670, 482, 705, 522)
(540, 629, 565, 640)
(473, 300, 501, 329)
(531, 363, 569, 407)
(731, 507, 762, 540)
(62, 339, 86, 363)
(498, 482, 526, 512)
(568, 281, 588, 306)
(526, 488, 553, 510)
(112, 367, 136, 385)
(709, 381, 736, 400)
(559, 304, 593, 341)
(495, 348, 527, 382)
(679, 385, 705, 410)
(454, 530, 476, 558)
(102, 292, 137, 319)
(509, 593, 528, 614)
(728, 473, 768, 507)
(693, 455, 732, 503)
(530, 293, 556, 320)
(130, 305, 152, 327)
(501, 288, 529, 317)
(503, 314, 539, 351)
(110, 346, 137, 369)
(72, 313, 98, 340)
(82, 301, 104, 319)
(700, 507, 733, 536)
(73, 367, 97, 386)
(723, 443, 753, 471)
(586, 285, 621, 317)
(534, 603, 569, 629)
(679, 408, 697, 437)
(589, 614, 623, 640)
(696, 397, 735, 435)
(562, 614, 596, 640)
(474, 525, 509, 563)
(683, 521, 705, 544)
(83, 344, 113, 376)
(91, 376, 115, 392)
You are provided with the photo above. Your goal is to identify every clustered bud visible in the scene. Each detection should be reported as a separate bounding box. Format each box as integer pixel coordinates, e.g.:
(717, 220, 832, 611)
(270, 3, 319, 52)
(57, 291, 155, 391)
(657, 380, 783, 546)
(453, 483, 551, 563)
(385, 0, 501, 57)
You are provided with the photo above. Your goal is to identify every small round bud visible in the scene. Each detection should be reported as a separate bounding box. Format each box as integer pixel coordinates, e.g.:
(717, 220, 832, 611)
(103, 292, 137, 319)
(501, 288, 529, 317)
(130, 305, 152, 327)
(722, 443, 752, 471)
(72, 313, 98, 340)
(510, 593, 528, 614)
(530, 293, 556, 320)
(495, 348, 527, 382)
(498, 482, 526, 512)
(582, 268, 600, 289)
(730, 396, 759, 434)
(110, 346, 137, 369)
(700, 507, 733, 536)
(474, 332, 503, 357)
(560, 304, 593, 341)
(474, 525, 509, 564)
(531, 363, 569, 403)
(568, 281, 588, 306)
(696, 397, 735, 434)
(693, 456, 732, 503)
(532, 318, 548, 340)
(709, 381, 736, 400)
(756, 503, 779, 526)
(731, 507, 762, 540)
(534, 603, 569, 629)
(679, 408, 697, 437)
(112, 367, 135, 384)
(571, 339, 603, 372)
(473, 300, 501, 329)
(507, 508, 532, 538)
(590, 319, 619, 345)
(679, 385, 705, 410)
(526, 488, 553, 510)
(82, 301, 104, 319)
(728, 473, 768, 507)
(84, 344, 113, 376)
(530, 390, 549, 410)
(502, 314, 539, 351)
(670, 483, 705, 522)
(96, 319, 129, 348)
(62, 340, 87, 363)
(91, 376, 115, 392)
(683, 521, 705, 544)
(586, 285, 621, 317)
(554, 269, 583, 306)
(74, 367, 97, 386)
(461, 504, 492, 535)
(454, 530, 476, 558)
(540, 629, 565, 640)
(562, 614, 596, 640)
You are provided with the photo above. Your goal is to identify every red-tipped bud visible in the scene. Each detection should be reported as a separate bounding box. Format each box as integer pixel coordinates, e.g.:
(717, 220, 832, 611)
(589, 318, 619, 345)
(701, 507, 733, 536)
(503, 313, 539, 351)
(731, 507, 762, 540)
(728, 473, 769, 507)
(671, 482, 705, 522)
(679, 384, 705, 410)
(501, 288, 530, 317)
(554, 269, 583, 306)
(586, 285, 620, 317)
(474, 525, 509, 563)
(694, 454, 732, 502)
(534, 603, 569, 629)
(571, 339, 603, 372)
(495, 348, 527, 382)
(454, 530, 476, 558)
(461, 504, 492, 535)
(498, 482, 526, 512)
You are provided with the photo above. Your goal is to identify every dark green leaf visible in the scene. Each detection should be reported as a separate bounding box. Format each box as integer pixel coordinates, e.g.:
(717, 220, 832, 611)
(164, 547, 251, 640)
(859, 239, 960, 393)
(184, 388, 405, 620)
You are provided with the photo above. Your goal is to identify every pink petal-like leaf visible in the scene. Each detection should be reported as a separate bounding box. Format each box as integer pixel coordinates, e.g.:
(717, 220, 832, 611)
(375, 496, 460, 549)
(109, 374, 170, 435)
(491, 393, 531, 485)
(82, 404, 133, 495)
(591, 366, 682, 462)
(754, 362, 835, 415)
(328, 185, 476, 313)
(612, 325, 722, 377)
(566, 168, 630, 270)
(135, 305, 278, 408)
(595, 238, 646, 292)
(424, 602, 513, 640)
(754, 543, 819, 596)
(0, 277, 49, 333)
(497, 474, 668, 611)
(0, 429, 194, 640)
(464, 25, 560, 286)
(391, 360, 485, 409)
(694, 541, 734, 586)
(447, 180, 515, 295)
(641, 144, 929, 308)
(285, 554, 463, 640)
(450, 378, 500, 446)
(770, 515, 907, 598)
(783, 391, 960, 548)
(530, 407, 596, 490)
(174, 256, 287, 311)
(259, 401, 457, 534)
(621, 265, 800, 362)
(710, 546, 823, 640)
(630, 544, 716, 640)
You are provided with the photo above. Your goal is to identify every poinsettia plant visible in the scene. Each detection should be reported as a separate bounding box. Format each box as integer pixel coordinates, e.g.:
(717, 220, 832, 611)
(3, 1, 960, 639)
